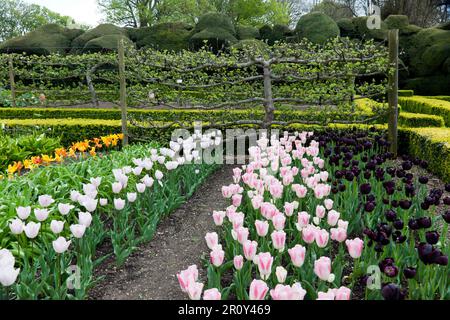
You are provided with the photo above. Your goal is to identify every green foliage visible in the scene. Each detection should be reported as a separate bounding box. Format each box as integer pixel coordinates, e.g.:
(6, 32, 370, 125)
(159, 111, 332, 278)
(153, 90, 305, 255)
(190, 13, 237, 51)
(0, 24, 76, 55)
(193, 12, 236, 35)
(337, 18, 356, 38)
(399, 96, 450, 126)
(398, 112, 445, 128)
(399, 128, 450, 182)
(71, 24, 127, 53)
(0, 0, 76, 42)
(403, 75, 450, 96)
(131, 22, 192, 51)
(311, 0, 353, 21)
(295, 12, 340, 44)
(385, 15, 409, 29)
(351, 16, 388, 41)
(82, 34, 134, 53)
(236, 25, 260, 40)
(0, 132, 61, 170)
(398, 90, 414, 97)
(0, 89, 40, 107)
(231, 39, 268, 51)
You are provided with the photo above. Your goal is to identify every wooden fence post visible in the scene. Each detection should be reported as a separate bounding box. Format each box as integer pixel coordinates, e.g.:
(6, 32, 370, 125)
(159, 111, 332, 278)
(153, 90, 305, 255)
(388, 29, 399, 156)
(262, 62, 274, 129)
(118, 39, 129, 146)
(8, 55, 17, 108)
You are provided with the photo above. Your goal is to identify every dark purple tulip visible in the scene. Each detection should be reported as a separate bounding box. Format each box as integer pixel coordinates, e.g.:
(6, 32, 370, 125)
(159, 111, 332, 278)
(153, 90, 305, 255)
(383, 180, 395, 190)
(408, 218, 420, 230)
(396, 170, 405, 178)
(382, 198, 390, 205)
(367, 194, 376, 202)
(365, 202, 375, 212)
(421, 202, 430, 210)
(360, 183, 371, 195)
(445, 184, 450, 192)
(399, 200, 412, 210)
(391, 200, 399, 208)
(331, 187, 338, 194)
(364, 171, 372, 179)
(396, 235, 407, 243)
(387, 167, 396, 176)
(402, 161, 412, 171)
(362, 155, 368, 162)
(338, 184, 346, 192)
(425, 231, 439, 245)
(403, 267, 417, 279)
(405, 184, 415, 197)
(420, 160, 428, 169)
(393, 219, 404, 230)
(443, 211, 450, 223)
(345, 171, 355, 181)
(419, 176, 429, 184)
(443, 197, 450, 205)
(436, 255, 448, 266)
(375, 243, 384, 252)
(385, 210, 397, 222)
(381, 284, 405, 300)
(335, 171, 343, 179)
(386, 187, 395, 195)
(418, 217, 432, 229)
(379, 257, 395, 270)
(384, 265, 399, 277)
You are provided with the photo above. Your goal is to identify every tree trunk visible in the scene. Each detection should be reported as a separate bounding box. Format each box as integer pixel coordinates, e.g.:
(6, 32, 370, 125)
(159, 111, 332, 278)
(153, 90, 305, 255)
(262, 63, 274, 130)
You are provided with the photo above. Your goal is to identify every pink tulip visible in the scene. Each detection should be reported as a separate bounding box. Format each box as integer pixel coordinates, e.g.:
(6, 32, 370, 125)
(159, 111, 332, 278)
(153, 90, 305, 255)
(222, 186, 232, 198)
(232, 194, 242, 207)
(334, 286, 351, 300)
(255, 220, 269, 237)
(233, 255, 244, 270)
(251, 195, 263, 210)
(268, 181, 283, 199)
(315, 229, 329, 248)
(345, 238, 364, 259)
(288, 244, 306, 267)
(236, 227, 249, 244)
(205, 232, 219, 250)
(314, 256, 332, 281)
(338, 219, 349, 231)
(317, 290, 335, 300)
(203, 288, 221, 300)
(292, 184, 307, 198)
(260, 202, 277, 220)
(210, 248, 225, 267)
(249, 279, 269, 300)
(315, 205, 326, 218)
(271, 230, 286, 252)
(187, 282, 204, 300)
(330, 227, 347, 242)
(212, 211, 225, 226)
(296, 212, 310, 230)
(177, 265, 198, 293)
(324, 198, 333, 210)
(302, 224, 316, 244)
(327, 210, 340, 226)
(275, 266, 287, 283)
(272, 213, 286, 231)
(284, 202, 295, 217)
(256, 252, 273, 280)
(243, 240, 258, 261)
(270, 283, 306, 300)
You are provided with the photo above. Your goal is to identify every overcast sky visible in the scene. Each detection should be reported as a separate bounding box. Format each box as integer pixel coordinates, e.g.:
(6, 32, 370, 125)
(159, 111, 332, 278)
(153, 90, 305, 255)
(23, 0, 104, 26)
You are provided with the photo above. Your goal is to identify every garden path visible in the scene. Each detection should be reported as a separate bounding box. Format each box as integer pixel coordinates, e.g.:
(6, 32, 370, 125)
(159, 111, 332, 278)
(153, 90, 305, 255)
(90, 165, 234, 300)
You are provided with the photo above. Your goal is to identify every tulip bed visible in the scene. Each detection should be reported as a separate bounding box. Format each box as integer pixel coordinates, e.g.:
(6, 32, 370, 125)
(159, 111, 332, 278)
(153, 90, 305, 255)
(178, 129, 450, 300)
(0, 135, 219, 299)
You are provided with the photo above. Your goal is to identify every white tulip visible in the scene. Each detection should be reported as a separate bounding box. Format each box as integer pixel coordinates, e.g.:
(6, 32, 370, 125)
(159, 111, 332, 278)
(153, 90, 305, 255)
(276, 266, 287, 283)
(132, 167, 143, 176)
(112, 182, 122, 194)
(34, 208, 49, 222)
(52, 237, 71, 254)
(58, 203, 74, 216)
(70, 224, 86, 238)
(70, 190, 81, 202)
(114, 198, 126, 210)
(82, 198, 98, 213)
(50, 220, 65, 234)
(90, 177, 102, 188)
(127, 193, 137, 203)
(0, 249, 15, 269)
(38, 195, 54, 208)
(100, 198, 108, 206)
(0, 266, 20, 286)
(24, 222, 41, 239)
(142, 159, 153, 170)
(155, 170, 164, 180)
(122, 166, 132, 174)
(16, 206, 31, 220)
(83, 183, 98, 199)
(78, 212, 92, 227)
(142, 175, 154, 187)
(136, 183, 146, 193)
(9, 218, 24, 235)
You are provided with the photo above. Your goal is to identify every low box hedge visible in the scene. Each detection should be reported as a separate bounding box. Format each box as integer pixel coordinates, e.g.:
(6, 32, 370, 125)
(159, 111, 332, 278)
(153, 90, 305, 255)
(398, 127, 450, 182)
(398, 90, 414, 97)
(427, 96, 450, 103)
(399, 96, 450, 126)
(398, 112, 445, 128)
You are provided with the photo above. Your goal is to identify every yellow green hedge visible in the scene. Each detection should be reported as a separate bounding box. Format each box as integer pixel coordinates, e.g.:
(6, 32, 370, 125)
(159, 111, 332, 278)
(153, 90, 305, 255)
(398, 127, 450, 182)
(398, 112, 445, 127)
(399, 96, 450, 126)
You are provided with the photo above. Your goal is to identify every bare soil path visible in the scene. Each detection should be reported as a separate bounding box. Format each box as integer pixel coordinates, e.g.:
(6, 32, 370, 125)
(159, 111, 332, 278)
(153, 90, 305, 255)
(89, 165, 234, 300)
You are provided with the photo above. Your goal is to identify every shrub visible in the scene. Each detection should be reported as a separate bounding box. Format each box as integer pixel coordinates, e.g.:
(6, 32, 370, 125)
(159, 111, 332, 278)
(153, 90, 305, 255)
(82, 34, 134, 53)
(398, 90, 414, 97)
(190, 27, 237, 51)
(337, 18, 356, 37)
(427, 96, 450, 102)
(295, 12, 340, 44)
(403, 75, 450, 96)
(398, 112, 445, 128)
(399, 96, 450, 126)
(399, 128, 450, 182)
(193, 13, 236, 35)
(385, 15, 409, 29)
(236, 25, 260, 40)
(0, 24, 74, 55)
(132, 22, 192, 51)
(351, 16, 387, 40)
(231, 39, 268, 51)
(71, 24, 126, 53)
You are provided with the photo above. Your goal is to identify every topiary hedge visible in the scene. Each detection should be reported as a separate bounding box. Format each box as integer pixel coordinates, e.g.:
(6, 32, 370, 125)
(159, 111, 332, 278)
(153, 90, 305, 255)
(295, 12, 340, 44)
(385, 15, 409, 29)
(236, 25, 260, 40)
(403, 75, 450, 96)
(130, 22, 192, 51)
(399, 96, 450, 126)
(82, 34, 134, 53)
(398, 112, 445, 128)
(399, 128, 450, 182)
(71, 24, 127, 53)
(398, 90, 414, 97)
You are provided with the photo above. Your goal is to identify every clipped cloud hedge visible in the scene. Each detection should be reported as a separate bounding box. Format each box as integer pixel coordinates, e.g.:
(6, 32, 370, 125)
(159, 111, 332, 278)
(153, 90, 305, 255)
(399, 128, 450, 182)
(399, 96, 450, 126)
